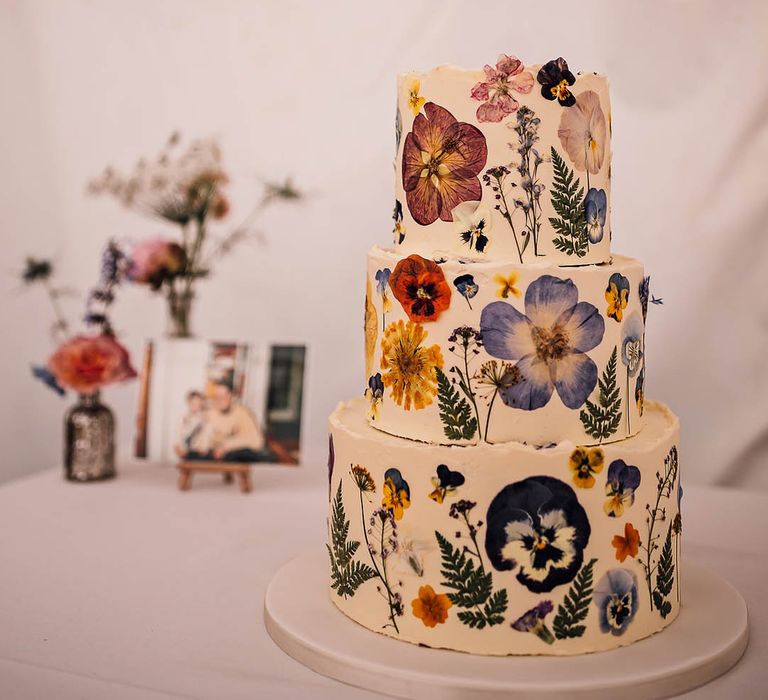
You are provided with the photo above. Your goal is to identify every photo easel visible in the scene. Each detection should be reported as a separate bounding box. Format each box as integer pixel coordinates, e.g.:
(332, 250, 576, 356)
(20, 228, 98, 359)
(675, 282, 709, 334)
(176, 461, 253, 493)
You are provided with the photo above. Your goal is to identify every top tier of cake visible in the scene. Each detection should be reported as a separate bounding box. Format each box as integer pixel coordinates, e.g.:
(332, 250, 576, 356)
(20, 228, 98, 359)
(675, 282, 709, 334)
(393, 57, 611, 265)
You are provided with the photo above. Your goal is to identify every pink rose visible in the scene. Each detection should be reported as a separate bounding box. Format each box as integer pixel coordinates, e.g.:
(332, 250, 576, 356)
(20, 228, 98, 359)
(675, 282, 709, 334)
(48, 334, 137, 395)
(128, 238, 186, 289)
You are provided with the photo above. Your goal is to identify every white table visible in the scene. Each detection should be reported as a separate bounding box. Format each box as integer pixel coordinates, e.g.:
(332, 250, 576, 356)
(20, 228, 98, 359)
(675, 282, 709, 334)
(0, 464, 765, 699)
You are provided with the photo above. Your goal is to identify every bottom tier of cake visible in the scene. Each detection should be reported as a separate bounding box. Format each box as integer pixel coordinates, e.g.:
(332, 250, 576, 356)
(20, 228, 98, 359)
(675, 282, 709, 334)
(327, 397, 681, 656)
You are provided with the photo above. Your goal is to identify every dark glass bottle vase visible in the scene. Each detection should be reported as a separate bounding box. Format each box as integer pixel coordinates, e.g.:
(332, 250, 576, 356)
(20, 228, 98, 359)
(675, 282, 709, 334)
(64, 392, 116, 482)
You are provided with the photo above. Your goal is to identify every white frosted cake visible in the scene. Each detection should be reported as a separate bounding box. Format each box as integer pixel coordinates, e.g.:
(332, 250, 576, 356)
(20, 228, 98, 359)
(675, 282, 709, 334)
(328, 55, 681, 655)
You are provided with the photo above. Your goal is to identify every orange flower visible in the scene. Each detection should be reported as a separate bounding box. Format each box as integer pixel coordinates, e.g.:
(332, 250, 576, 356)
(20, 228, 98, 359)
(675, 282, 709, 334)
(389, 254, 451, 322)
(612, 522, 640, 562)
(48, 334, 137, 395)
(412, 584, 453, 627)
(380, 320, 443, 410)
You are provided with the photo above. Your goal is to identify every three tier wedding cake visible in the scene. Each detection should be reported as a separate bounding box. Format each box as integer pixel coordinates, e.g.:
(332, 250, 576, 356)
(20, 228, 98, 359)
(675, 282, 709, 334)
(327, 56, 681, 655)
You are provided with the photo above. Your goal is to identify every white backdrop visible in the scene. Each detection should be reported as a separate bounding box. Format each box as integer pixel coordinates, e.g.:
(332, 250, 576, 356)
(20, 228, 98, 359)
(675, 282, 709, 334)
(1, 0, 766, 487)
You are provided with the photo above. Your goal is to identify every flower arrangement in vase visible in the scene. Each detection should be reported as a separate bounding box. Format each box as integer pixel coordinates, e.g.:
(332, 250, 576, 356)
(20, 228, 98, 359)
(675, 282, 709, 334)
(87, 133, 301, 338)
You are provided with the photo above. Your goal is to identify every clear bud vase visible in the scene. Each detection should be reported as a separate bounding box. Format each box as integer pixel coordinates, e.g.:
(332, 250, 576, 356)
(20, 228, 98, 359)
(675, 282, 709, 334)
(64, 391, 116, 482)
(167, 287, 194, 338)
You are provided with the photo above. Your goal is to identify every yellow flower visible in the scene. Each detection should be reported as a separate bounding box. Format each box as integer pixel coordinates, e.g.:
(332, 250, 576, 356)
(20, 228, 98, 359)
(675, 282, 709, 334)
(569, 446, 605, 489)
(380, 320, 443, 411)
(382, 476, 410, 520)
(351, 465, 375, 493)
(364, 278, 378, 378)
(407, 79, 426, 116)
(495, 272, 522, 299)
(412, 584, 452, 627)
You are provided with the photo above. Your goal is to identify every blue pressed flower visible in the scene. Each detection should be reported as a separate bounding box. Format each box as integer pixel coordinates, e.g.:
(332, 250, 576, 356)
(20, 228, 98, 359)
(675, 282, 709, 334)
(480, 275, 605, 411)
(366, 372, 385, 420)
(384, 467, 410, 499)
(621, 312, 644, 377)
(511, 600, 555, 644)
(639, 276, 650, 322)
(429, 464, 465, 504)
(375, 268, 391, 297)
(31, 365, 66, 396)
(584, 188, 607, 244)
(537, 58, 576, 106)
(453, 273, 479, 309)
(485, 476, 591, 593)
(594, 568, 639, 636)
(604, 459, 642, 518)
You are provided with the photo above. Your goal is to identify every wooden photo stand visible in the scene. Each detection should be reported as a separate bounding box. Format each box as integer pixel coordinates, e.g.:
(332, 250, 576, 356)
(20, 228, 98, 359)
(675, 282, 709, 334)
(177, 461, 253, 493)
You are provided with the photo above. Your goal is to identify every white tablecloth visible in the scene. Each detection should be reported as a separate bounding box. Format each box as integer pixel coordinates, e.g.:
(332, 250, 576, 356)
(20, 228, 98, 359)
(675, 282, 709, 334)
(0, 464, 765, 699)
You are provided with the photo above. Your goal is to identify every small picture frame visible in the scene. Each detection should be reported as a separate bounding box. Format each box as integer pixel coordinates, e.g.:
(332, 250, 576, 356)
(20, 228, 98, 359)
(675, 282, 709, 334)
(134, 339, 306, 465)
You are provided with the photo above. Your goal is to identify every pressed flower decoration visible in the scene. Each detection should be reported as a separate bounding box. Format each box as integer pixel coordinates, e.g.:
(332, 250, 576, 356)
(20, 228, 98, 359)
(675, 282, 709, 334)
(380, 320, 443, 410)
(537, 57, 576, 107)
(366, 373, 384, 420)
(382, 467, 411, 521)
(350, 464, 376, 494)
(402, 103, 488, 225)
(428, 464, 465, 504)
(494, 272, 522, 299)
(569, 446, 605, 489)
(364, 277, 378, 378)
(621, 311, 644, 432)
(375, 268, 393, 330)
(480, 275, 605, 411)
(511, 601, 555, 644)
(593, 568, 639, 636)
(469, 54, 534, 123)
(452, 201, 492, 253)
(612, 522, 641, 562)
(485, 476, 591, 593)
(635, 365, 645, 416)
(585, 188, 608, 243)
(557, 90, 608, 181)
(412, 584, 453, 627)
(389, 254, 452, 322)
(605, 272, 630, 322)
(639, 276, 650, 322)
(604, 459, 642, 518)
(327, 434, 334, 500)
(393, 200, 405, 245)
(406, 79, 426, 116)
(474, 360, 522, 442)
(453, 273, 479, 309)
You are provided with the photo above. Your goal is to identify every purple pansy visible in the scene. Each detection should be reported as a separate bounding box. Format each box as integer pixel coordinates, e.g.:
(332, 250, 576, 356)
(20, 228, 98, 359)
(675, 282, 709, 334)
(480, 275, 605, 410)
(594, 568, 639, 636)
(511, 600, 555, 644)
(604, 459, 642, 518)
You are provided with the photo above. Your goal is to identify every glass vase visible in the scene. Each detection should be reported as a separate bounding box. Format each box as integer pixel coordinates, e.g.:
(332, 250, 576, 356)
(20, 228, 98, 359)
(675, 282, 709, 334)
(64, 391, 116, 482)
(167, 287, 194, 338)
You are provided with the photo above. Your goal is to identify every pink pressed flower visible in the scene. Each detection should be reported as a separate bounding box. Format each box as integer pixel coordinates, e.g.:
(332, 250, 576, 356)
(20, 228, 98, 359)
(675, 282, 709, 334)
(127, 238, 186, 289)
(470, 55, 534, 123)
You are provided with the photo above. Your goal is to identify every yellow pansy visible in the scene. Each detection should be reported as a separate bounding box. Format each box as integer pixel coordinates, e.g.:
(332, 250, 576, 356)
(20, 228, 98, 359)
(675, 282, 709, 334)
(495, 272, 522, 299)
(382, 476, 410, 521)
(407, 79, 426, 116)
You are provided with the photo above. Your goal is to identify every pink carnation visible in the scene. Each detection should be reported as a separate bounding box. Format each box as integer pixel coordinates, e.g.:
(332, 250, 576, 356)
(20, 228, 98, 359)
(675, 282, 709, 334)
(470, 55, 534, 123)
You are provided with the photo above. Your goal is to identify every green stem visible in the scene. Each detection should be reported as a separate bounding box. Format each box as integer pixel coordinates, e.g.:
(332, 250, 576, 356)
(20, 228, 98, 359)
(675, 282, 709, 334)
(484, 388, 499, 444)
(462, 512, 485, 572)
(462, 345, 482, 442)
(496, 176, 523, 264)
(626, 369, 631, 434)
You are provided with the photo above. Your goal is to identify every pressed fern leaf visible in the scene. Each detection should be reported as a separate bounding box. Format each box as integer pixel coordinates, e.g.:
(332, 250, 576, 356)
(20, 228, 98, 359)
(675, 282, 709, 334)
(328, 482, 376, 598)
(435, 530, 507, 628)
(653, 525, 674, 618)
(580, 347, 622, 441)
(549, 147, 588, 257)
(436, 368, 477, 441)
(553, 558, 597, 639)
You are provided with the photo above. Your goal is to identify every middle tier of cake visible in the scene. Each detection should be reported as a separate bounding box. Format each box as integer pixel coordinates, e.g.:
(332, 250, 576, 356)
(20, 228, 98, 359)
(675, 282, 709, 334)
(365, 246, 647, 447)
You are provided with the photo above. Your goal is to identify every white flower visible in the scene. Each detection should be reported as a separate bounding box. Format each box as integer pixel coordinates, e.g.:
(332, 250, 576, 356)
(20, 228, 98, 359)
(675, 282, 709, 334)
(451, 201, 493, 253)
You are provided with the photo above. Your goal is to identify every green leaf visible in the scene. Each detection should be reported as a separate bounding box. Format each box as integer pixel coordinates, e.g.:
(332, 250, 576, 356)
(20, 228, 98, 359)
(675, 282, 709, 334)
(328, 482, 376, 598)
(553, 558, 597, 639)
(436, 368, 477, 441)
(580, 347, 622, 442)
(653, 525, 675, 618)
(549, 147, 588, 257)
(435, 530, 507, 628)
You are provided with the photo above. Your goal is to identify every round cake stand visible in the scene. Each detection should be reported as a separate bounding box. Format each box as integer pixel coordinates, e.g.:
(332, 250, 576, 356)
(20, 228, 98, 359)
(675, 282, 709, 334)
(264, 550, 748, 700)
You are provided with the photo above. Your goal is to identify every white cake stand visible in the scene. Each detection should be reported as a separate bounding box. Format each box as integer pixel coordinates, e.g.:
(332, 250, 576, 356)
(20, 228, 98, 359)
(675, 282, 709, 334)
(264, 550, 748, 700)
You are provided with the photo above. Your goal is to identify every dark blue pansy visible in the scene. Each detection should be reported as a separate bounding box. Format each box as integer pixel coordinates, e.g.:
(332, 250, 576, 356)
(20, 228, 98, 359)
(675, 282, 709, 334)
(537, 57, 576, 106)
(368, 372, 384, 398)
(594, 568, 639, 636)
(31, 365, 66, 396)
(453, 273, 479, 309)
(604, 459, 642, 518)
(585, 188, 607, 244)
(485, 476, 591, 593)
(639, 276, 650, 322)
(384, 467, 410, 499)
(393, 200, 405, 245)
(327, 434, 335, 501)
(635, 366, 645, 416)
(429, 464, 465, 504)
(480, 275, 604, 411)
